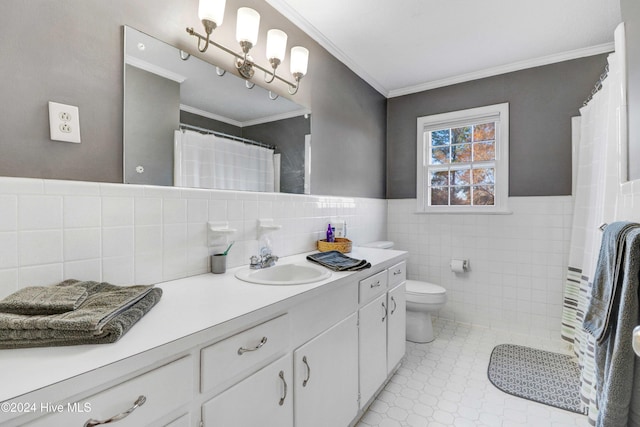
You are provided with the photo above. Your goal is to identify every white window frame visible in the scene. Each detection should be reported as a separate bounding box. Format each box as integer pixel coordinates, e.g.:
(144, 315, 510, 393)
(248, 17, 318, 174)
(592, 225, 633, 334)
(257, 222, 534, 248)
(416, 102, 509, 213)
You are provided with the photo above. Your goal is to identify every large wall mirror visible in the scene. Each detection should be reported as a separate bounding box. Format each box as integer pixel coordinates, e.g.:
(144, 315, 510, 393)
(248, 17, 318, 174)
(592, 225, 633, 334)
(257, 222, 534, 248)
(123, 26, 311, 194)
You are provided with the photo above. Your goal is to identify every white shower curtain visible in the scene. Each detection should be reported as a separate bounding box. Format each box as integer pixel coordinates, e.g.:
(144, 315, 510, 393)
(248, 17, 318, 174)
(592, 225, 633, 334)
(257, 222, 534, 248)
(561, 23, 626, 425)
(174, 130, 275, 192)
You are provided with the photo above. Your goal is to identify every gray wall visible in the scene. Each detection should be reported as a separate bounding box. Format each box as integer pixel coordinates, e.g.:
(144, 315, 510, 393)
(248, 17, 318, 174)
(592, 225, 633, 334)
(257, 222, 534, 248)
(244, 115, 311, 194)
(124, 65, 180, 186)
(622, 0, 640, 180)
(386, 55, 609, 199)
(0, 0, 386, 199)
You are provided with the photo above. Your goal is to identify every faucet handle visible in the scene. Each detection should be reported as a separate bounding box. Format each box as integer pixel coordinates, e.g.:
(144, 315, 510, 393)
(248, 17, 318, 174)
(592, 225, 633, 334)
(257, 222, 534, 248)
(250, 255, 260, 266)
(260, 246, 272, 257)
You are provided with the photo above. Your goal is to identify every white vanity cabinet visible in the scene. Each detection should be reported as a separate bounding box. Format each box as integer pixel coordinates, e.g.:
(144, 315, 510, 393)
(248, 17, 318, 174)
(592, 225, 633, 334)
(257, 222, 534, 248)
(294, 313, 359, 427)
(387, 262, 407, 374)
(358, 261, 407, 409)
(359, 292, 389, 406)
(201, 354, 293, 427)
(1, 250, 409, 427)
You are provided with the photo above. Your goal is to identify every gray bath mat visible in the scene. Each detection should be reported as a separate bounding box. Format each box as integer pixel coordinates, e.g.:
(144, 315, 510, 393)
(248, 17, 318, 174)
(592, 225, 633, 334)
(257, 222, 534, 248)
(488, 344, 585, 414)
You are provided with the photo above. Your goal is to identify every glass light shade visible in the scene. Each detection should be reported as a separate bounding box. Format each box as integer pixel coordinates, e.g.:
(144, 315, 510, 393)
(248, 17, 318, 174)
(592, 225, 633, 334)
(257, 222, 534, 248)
(290, 46, 309, 76)
(198, 0, 226, 27)
(266, 29, 288, 62)
(236, 7, 260, 45)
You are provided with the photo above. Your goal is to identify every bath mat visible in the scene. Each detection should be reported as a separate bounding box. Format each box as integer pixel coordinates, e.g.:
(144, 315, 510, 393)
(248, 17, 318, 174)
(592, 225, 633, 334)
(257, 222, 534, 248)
(487, 344, 585, 414)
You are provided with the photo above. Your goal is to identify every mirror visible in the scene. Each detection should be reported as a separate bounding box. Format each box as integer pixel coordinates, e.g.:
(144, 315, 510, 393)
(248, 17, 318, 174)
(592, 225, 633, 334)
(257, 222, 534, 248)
(123, 26, 311, 194)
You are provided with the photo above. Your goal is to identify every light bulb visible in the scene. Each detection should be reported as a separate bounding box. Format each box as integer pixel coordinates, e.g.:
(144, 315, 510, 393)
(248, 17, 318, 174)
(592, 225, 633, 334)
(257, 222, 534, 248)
(290, 46, 309, 76)
(236, 7, 260, 46)
(266, 29, 288, 62)
(198, 0, 226, 28)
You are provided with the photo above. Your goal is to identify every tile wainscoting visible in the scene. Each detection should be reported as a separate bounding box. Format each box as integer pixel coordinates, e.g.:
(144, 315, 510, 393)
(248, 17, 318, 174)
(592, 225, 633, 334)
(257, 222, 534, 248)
(0, 177, 387, 298)
(387, 197, 573, 339)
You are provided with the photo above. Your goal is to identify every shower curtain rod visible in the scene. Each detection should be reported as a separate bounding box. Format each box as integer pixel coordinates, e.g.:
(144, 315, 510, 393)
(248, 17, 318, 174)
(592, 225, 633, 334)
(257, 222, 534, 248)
(179, 123, 276, 150)
(582, 64, 610, 106)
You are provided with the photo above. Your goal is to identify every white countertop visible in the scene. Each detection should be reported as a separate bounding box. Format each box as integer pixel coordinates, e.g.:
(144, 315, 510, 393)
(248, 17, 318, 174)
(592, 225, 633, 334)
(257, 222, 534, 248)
(0, 247, 407, 403)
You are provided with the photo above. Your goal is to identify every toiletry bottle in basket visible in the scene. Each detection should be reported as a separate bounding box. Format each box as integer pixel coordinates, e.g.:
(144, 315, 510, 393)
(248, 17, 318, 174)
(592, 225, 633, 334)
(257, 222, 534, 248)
(326, 224, 334, 242)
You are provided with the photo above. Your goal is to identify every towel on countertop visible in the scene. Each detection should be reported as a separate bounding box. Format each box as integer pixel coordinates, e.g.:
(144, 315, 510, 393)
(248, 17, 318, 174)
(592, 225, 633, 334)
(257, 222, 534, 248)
(0, 279, 162, 349)
(583, 221, 639, 344)
(591, 227, 640, 426)
(0, 284, 88, 315)
(307, 250, 371, 271)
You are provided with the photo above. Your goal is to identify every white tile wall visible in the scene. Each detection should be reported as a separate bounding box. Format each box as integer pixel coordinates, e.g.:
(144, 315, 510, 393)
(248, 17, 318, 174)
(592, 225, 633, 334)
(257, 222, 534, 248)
(0, 177, 387, 298)
(387, 196, 574, 339)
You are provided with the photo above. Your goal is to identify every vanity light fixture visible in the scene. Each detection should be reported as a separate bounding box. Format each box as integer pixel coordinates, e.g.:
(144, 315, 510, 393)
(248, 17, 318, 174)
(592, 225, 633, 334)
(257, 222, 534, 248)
(186, 0, 309, 95)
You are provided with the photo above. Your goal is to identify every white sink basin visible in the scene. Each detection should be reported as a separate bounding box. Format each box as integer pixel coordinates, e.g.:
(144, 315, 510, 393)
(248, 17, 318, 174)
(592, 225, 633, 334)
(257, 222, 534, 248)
(235, 263, 331, 285)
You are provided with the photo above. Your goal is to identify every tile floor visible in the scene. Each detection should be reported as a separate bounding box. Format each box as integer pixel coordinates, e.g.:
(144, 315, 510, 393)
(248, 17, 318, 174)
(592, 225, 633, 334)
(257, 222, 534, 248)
(356, 319, 589, 427)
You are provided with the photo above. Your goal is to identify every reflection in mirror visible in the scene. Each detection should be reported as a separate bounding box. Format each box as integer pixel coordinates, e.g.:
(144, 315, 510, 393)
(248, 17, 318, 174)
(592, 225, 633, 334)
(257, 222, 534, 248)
(123, 26, 311, 194)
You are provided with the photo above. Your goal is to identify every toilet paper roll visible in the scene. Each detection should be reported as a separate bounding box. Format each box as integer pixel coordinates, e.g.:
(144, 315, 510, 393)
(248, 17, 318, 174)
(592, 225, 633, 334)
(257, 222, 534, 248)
(450, 259, 467, 273)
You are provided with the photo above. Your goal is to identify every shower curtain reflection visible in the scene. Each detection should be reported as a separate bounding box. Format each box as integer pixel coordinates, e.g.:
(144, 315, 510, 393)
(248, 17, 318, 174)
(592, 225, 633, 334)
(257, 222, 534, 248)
(174, 129, 277, 192)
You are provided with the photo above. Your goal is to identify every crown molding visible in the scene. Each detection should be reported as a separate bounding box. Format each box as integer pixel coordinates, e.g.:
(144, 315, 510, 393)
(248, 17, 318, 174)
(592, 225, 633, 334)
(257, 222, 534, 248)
(388, 42, 614, 98)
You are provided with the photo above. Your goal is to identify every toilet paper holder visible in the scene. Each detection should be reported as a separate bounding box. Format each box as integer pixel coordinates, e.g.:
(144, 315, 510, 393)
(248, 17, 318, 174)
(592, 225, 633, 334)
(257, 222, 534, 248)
(450, 259, 469, 273)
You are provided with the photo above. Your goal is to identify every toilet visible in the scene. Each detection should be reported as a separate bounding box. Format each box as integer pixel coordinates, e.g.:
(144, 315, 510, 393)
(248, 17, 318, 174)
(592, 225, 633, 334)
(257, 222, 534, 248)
(362, 241, 447, 343)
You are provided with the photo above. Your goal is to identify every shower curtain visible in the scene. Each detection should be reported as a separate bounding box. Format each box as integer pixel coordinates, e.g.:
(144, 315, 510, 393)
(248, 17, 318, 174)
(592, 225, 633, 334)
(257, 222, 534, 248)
(561, 23, 626, 424)
(174, 130, 276, 192)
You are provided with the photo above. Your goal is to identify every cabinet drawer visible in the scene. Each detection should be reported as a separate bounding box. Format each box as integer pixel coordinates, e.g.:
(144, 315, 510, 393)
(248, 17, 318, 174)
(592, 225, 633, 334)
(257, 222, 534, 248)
(359, 270, 388, 304)
(25, 356, 193, 427)
(388, 261, 406, 288)
(201, 314, 290, 394)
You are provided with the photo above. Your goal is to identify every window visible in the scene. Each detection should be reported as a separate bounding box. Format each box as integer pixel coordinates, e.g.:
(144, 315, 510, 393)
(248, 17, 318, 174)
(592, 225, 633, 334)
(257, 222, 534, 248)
(416, 103, 509, 213)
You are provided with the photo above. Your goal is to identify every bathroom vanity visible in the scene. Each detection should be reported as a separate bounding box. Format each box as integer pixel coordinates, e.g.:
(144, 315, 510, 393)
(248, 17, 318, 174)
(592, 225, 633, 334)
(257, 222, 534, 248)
(0, 247, 407, 427)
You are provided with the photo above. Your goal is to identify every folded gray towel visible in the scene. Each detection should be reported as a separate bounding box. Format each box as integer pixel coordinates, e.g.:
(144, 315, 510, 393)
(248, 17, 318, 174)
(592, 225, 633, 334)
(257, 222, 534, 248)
(0, 280, 162, 349)
(583, 221, 639, 343)
(307, 251, 371, 271)
(0, 284, 88, 315)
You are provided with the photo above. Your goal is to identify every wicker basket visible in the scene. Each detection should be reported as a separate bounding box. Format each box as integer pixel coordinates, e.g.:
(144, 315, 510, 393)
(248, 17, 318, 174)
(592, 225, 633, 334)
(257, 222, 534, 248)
(317, 237, 352, 253)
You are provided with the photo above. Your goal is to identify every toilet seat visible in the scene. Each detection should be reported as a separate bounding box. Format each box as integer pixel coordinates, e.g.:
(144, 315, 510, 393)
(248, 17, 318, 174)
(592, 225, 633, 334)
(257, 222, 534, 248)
(405, 280, 446, 304)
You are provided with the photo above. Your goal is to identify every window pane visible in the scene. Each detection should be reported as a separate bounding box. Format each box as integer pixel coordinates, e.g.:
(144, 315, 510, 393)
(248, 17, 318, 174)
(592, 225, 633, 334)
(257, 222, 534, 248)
(473, 185, 495, 205)
(431, 147, 450, 164)
(431, 187, 449, 205)
(451, 169, 470, 186)
(473, 123, 495, 141)
(430, 170, 449, 186)
(431, 129, 450, 147)
(472, 167, 495, 185)
(473, 141, 495, 161)
(452, 144, 471, 162)
(450, 186, 470, 205)
(452, 126, 471, 144)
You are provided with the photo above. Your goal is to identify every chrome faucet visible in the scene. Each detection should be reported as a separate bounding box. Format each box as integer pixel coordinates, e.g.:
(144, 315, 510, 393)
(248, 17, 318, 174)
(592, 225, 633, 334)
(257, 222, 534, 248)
(250, 247, 279, 269)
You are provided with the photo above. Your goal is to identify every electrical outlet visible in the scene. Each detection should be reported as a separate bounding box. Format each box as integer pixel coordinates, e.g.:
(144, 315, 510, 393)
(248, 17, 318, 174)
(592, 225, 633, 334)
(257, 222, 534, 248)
(48, 101, 81, 143)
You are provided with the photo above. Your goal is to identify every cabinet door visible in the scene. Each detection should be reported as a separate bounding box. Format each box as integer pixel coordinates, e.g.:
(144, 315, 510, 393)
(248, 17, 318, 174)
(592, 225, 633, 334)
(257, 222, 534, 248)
(294, 313, 358, 427)
(359, 292, 388, 407)
(387, 282, 406, 374)
(202, 354, 293, 427)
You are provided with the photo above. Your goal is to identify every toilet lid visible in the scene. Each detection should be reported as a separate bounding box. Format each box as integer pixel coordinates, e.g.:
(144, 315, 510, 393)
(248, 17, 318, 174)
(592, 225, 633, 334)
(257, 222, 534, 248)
(405, 280, 446, 295)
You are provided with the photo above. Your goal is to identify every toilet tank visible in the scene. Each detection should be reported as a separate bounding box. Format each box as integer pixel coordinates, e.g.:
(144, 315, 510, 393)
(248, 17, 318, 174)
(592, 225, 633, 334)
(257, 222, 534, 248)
(361, 241, 394, 249)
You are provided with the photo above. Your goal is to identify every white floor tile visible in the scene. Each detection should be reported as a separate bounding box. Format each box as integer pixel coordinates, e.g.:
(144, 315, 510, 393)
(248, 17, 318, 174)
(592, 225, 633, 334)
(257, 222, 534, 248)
(356, 318, 589, 427)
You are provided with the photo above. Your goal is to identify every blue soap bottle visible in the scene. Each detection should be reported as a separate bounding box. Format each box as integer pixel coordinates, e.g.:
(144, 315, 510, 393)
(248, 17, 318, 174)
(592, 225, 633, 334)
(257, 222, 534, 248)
(326, 224, 334, 242)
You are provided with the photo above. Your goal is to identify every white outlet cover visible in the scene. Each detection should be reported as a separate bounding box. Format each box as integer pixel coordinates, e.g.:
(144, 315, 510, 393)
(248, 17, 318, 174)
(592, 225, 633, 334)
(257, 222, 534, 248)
(48, 101, 81, 143)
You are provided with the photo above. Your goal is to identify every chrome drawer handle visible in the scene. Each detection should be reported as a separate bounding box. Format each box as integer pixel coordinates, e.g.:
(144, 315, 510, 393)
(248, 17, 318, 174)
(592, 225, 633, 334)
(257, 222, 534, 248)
(370, 280, 381, 288)
(278, 370, 287, 406)
(391, 296, 397, 315)
(393, 270, 402, 276)
(382, 301, 387, 322)
(84, 395, 146, 426)
(238, 336, 268, 355)
(302, 356, 311, 387)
